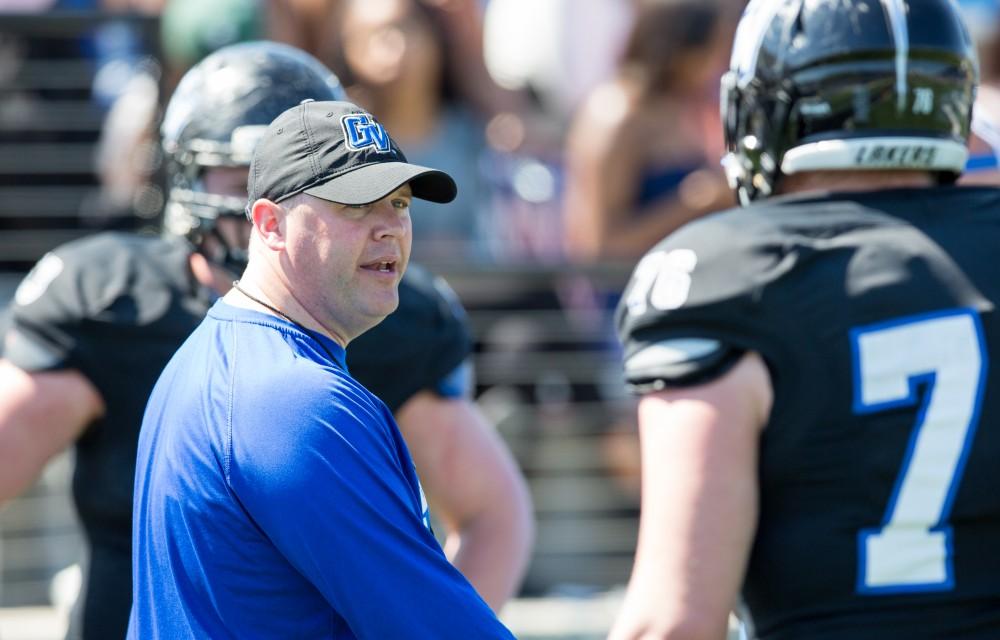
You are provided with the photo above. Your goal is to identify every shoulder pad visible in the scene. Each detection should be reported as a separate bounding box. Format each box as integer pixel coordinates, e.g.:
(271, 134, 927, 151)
(4, 233, 189, 372)
(616, 207, 794, 386)
(618, 207, 784, 329)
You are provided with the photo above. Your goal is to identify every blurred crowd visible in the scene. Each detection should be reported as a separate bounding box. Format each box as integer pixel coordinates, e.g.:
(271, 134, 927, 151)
(2, 0, 750, 267)
(8, 0, 1000, 262)
(8, 0, 1000, 514)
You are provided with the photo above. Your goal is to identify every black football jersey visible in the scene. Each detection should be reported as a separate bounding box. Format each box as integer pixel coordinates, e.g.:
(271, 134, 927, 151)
(3, 232, 209, 640)
(617, 186, 1000, 639)
(2, 233, 472, 640)
(349, 263, 473, 410)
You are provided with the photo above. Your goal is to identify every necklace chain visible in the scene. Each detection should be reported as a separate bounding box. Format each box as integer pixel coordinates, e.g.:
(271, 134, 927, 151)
(232, 280, 297, 325)
(230, 280, 339, 362)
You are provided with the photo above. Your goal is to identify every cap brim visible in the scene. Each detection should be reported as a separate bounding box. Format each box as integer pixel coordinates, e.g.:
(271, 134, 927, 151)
(303, 161, 457, 206)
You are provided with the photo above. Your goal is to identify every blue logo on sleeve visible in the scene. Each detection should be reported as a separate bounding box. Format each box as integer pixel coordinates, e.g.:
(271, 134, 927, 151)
(341, 114, 392, 153)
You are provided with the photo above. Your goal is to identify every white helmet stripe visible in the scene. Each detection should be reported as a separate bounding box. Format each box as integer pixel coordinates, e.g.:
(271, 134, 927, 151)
(730, 0, 785, 85)
(880, 0, 910, 111)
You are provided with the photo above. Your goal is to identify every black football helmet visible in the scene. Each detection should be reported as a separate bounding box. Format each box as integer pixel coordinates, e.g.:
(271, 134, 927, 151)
(720, 0, 979, 205)
(161, 41, 346, 272)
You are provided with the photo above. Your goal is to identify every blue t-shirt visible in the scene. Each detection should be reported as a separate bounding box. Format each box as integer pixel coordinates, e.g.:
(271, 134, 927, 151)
(129, 300, 512, 639)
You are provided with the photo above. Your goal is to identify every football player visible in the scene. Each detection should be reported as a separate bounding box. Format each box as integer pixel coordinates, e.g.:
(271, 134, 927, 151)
(610, 0, 1000, 638)
(0, 42, 532, 639)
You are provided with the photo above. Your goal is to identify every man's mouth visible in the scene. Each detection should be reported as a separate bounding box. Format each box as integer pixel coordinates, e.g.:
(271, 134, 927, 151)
(361, 260, 397, 274)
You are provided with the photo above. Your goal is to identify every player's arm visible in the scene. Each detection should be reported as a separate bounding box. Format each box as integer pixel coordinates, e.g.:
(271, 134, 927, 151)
(0, 359, 104, 503)
(395, 389, 534, 611)
(609, 351, 772, 640)
(0, 246, 109, 503)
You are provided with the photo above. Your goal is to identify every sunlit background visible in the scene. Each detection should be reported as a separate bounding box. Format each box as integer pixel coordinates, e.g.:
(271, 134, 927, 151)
(1, 1, 998, 638)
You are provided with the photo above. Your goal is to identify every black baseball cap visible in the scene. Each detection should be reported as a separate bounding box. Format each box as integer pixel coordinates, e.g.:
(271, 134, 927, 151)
(246, 100, 457, 212)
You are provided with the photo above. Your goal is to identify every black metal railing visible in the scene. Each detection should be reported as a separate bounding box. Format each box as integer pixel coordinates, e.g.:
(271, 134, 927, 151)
(0, 11, 160, 270)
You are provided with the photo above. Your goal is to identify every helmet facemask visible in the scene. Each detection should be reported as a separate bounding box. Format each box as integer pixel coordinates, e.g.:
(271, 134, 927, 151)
(160, 41, 347, 275)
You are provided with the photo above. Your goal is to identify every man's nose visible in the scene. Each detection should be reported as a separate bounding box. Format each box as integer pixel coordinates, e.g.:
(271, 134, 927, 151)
(372, 201, 409, 238)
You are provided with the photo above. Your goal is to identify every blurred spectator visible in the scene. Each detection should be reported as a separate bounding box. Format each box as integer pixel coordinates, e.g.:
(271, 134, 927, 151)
(562, 0, 736, 263)
(419, 0, 526, 119)
(267, 0, 345, 73)
(483, 0, 632, 122)
(265, 0, 554, 264)
(964, 87, 1000, 185)
(959, 0, 1000, 78)
(960, 0, 1000, 184)
(269, 0, 525, 124)
(160, 0, 263, 90)
(2, 0, 164, 11)
(87, 0, 265, 225)
(477, 150, 565, 263)
(100, 0, 166, 11)
(339, 0, 491, 261)
(89, 60, 162, 222)
(477, 0, 628, 264)
(158, 0, 272, 98)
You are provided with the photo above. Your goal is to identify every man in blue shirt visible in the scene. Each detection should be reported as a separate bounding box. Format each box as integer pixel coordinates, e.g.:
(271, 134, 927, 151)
(129, 99, 514, 638)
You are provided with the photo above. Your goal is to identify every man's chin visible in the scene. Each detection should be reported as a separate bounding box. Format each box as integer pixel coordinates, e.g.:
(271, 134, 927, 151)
(367, 294, 400, 322)
(351, 300, 398, 340)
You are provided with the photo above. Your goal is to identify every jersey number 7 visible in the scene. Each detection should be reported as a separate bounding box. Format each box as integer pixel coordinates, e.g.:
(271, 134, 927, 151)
(850, 308, 988, 594)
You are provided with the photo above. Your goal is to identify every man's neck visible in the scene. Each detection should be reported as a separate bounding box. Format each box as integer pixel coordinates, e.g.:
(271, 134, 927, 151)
(776, 170, 936, 196)
(223, 268, 350, 348)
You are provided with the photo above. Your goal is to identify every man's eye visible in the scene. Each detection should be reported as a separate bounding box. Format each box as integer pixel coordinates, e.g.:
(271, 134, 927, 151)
(392, 199, 410, 209)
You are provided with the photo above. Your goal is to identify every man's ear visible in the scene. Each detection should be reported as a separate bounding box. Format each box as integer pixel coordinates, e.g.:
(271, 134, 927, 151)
(249, 199, 286, 251)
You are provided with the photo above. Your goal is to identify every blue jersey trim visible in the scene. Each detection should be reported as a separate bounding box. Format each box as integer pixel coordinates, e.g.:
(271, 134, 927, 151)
(965, 153, 999, 172)
(434, 360, 473, 399)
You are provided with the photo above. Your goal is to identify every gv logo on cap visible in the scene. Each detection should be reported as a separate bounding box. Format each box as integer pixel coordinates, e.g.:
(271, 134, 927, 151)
(341, 114, 392, 153)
